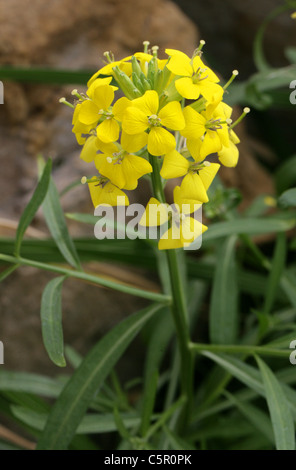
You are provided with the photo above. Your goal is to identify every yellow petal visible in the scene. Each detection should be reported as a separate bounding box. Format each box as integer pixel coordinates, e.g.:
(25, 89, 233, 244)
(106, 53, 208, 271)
(173, 186, 201, 214)
(186, 138, 202, 161)
(95, 139, 118, 154)
(131, 90, 159, 116)
(218, 141, 239, 167)
(158, 231, 184, 250)
(182, 106, 206, 140)
(158, 101, 185, 130)
(199, 81, 224, 105)
(121, 131, 148, 153)
(112, 97, 131, 122)
(180, 173, 209, 203)
(97, 118, 120, 143)
(175, 77, 201, 100)
(192, 56, 219, 83)
(180, 216, 207, 244)
(91, 84, 115, 111)
(87, 77, 114, 99)
(200, 130, 222, 159)
(80, 136, 98, 163)
(165, 52, 192, 77)
(199, 163, 220, 190)
(122, 155, 152, 182)
(122, 107, 148, 135)
(140, 197, 169, 227)
(88, 180, 129, 208)
(160, 150, 189, 179)
(230, 129, 240, 145)
(99, 159, 126, 189)
(78, 100, 100, 125)
(148, 127, 176, 156)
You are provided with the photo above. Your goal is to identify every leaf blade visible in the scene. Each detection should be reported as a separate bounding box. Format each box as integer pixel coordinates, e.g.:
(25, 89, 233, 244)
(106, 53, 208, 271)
(37, 303, 162, 450)
(14, 159, 52, 257)
(256, 356, 295, 450)
(209, 236, 238, 344)
(41, 276, 66, 367)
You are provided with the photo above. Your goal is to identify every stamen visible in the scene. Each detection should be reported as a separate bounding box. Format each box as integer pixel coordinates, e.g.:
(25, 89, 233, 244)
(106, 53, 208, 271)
(223, 70, 239, 90)
(59, 97, 74, 109)
(143, 41, 150, 53)
(103, 51, 115, 63)
(152, 45, 159, 58)
(229, 107, 250, 129)
(71, 89, 84, 100)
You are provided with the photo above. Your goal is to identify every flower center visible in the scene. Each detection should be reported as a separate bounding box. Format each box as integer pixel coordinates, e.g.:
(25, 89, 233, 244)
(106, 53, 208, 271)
(192, 67, 208, 84)
(205, 118, 223, 131)
(98, 109, 114, 120)
(107, 150, 126, 165)
(148, 114, 161, 127)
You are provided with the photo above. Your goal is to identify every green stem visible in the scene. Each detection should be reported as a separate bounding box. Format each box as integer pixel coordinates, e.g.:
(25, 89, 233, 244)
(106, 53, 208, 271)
(0, 253, 171, 304)
(148, 154, 193, 427)
(190, 342, 290, 358)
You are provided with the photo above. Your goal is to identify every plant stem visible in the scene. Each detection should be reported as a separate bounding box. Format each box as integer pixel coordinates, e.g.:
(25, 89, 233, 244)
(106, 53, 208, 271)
(0, 253, 171, 304)
(148, 154, 193, 428)
(190, 342, 290, 358)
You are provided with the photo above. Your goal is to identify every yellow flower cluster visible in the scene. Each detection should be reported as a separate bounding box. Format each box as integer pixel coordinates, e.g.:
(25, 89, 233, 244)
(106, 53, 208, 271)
(64, 41, 248, 249)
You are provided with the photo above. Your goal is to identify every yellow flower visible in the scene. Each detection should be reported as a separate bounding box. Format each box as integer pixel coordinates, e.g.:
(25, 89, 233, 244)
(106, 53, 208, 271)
(181, 102, 230, 160)
(94, 132, 151, 190)
(165, 48, 223, 103)
(72, 103, 93, 145)
(88, 176, 129, 208)
(122, 90, 185, 156)
(76, 83, 130, 143)
(140, 187, 207, 250)
(178, 161, 220, 203)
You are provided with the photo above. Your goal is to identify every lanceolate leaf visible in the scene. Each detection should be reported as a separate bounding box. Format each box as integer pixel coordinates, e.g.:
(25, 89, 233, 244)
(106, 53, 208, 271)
(37, 303, 162, 450)
(256, 356, 295, 450)
(14, 159, 52, 257)
(41, 276, 67, 368)
(203, 217, 295, 242)
(38, 157, 81, 270)
(209, 236, 238, 344)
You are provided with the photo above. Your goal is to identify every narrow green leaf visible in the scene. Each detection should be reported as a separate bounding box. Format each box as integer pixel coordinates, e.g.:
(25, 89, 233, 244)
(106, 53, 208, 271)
(203, 216, 295, 242)
(163, 426, 195, 450)
(285, 47, 296, 65)
(263, 233, 286, 315)
(145, 396, 186, 440)
(37, 303, 162, 450)
(11, 405, 141, 435)
(14, 159, 52, 256)
(113, 407, 132, 440)
(224, 391, 274, 444)
(256, 356, 295, 450)
(0, 66, 95, 85)
(42, 185, 82, 270)
(275, 155, 296, 194)
(0, 371, 62, 397)
(278, 188, 296, 209)
(140, 369, 158, 437)
(203, 352, 296, 420)
(281, 271, 296, 307)
(41, 276, 67, 367)
(202, 352, 264, 395)
(210, 236, 238, 344)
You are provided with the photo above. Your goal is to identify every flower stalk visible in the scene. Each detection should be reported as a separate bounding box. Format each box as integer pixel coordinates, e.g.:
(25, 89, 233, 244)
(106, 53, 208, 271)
(148, 153, 194, 428)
